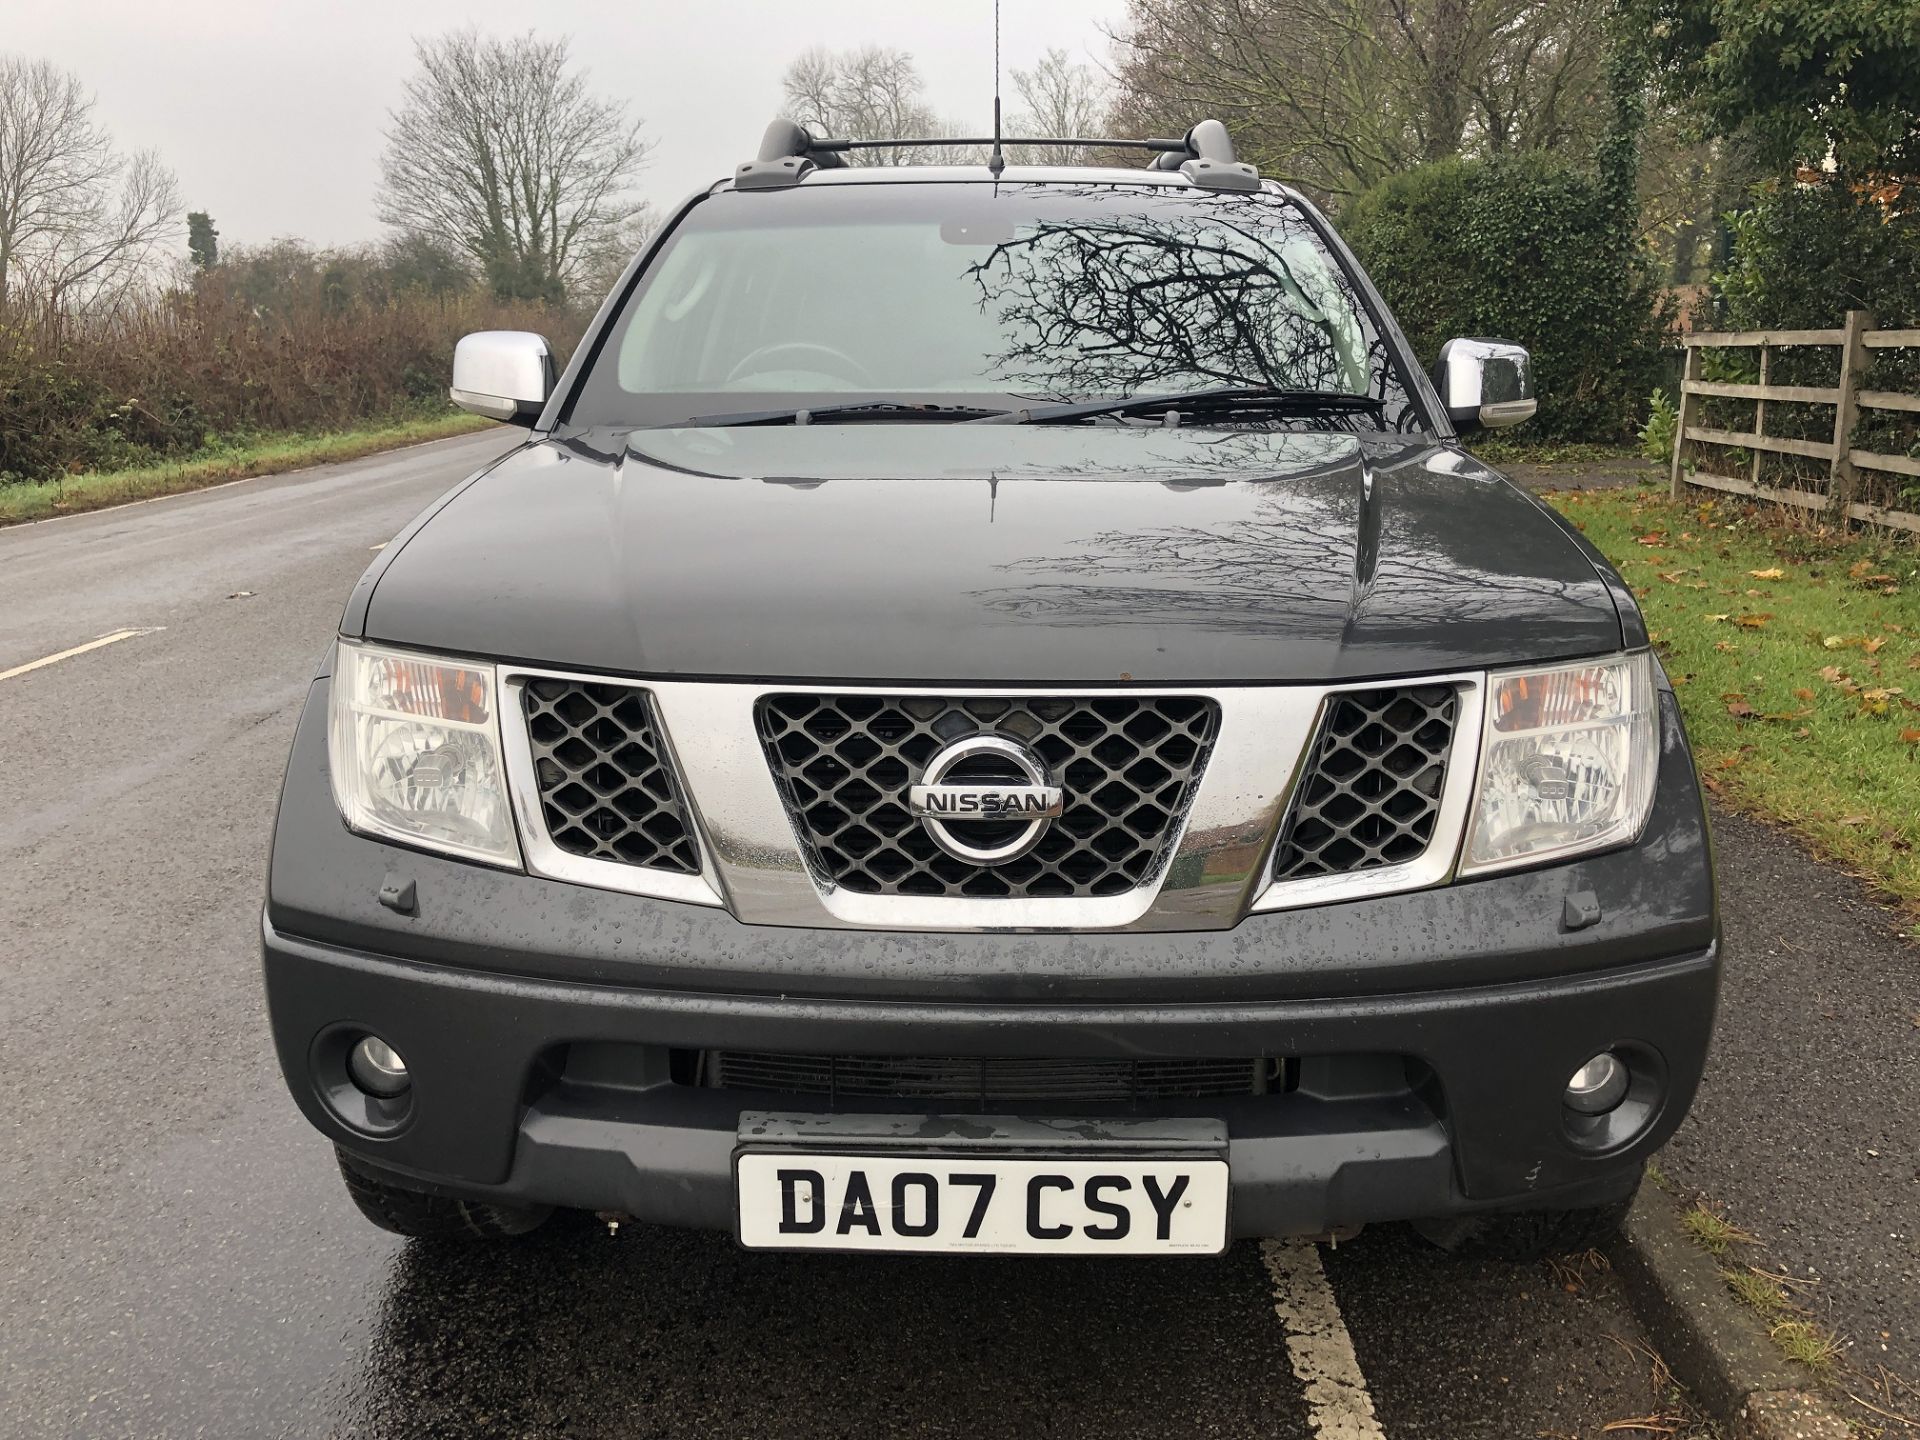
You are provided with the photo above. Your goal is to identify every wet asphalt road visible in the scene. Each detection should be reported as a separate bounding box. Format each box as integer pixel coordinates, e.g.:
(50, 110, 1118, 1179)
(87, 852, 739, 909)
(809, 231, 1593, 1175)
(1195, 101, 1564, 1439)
(2, 433, 1696, 1439)
(1660, 808, 1920, 1393)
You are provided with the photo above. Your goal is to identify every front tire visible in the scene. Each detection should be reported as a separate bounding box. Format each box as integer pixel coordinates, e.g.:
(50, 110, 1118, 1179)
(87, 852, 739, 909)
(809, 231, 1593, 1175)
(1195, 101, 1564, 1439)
(336, 1148, 552, 1240)
(1412, 1174, 1640, 1262)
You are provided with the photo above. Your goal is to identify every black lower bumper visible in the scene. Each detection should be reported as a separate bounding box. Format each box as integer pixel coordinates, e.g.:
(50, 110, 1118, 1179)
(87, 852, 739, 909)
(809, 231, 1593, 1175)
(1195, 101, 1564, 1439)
(264, 677, 1719, 1239)
(264, 919, 1715, 1238)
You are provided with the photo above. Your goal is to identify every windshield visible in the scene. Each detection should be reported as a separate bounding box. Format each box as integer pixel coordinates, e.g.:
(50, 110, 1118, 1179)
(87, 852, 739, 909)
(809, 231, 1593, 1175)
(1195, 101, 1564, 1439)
(563, 182, 1420, 431)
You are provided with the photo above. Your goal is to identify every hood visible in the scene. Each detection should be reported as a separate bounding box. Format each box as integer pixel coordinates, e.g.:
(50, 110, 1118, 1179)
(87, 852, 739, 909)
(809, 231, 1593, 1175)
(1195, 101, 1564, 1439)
(358, 425, 1624, 685)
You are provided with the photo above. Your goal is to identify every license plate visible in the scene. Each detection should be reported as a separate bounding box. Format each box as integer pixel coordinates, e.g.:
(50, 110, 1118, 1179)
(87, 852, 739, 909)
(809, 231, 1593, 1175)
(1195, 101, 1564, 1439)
(735, 1152, 1230, 1255)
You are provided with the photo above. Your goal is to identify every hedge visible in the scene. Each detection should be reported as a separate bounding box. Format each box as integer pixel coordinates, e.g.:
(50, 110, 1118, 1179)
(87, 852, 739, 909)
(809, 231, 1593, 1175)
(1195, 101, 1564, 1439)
(1341, 154, 1668, 441)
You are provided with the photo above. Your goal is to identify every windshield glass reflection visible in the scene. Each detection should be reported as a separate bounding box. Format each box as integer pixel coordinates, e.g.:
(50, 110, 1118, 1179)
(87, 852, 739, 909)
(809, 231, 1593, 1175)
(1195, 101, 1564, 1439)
(565, 184, 1419, 431)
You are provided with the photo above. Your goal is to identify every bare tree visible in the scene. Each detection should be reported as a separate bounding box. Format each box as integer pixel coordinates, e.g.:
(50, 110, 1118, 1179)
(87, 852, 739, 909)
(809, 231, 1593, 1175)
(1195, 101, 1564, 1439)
(780, 46, 980, 165)
(0, 56, 180, 311)
(377, 30, 653, 303)
(1008, 48, 1111, 163)
(573, 202, 660, 306)
(1107, 0, 1606, 206)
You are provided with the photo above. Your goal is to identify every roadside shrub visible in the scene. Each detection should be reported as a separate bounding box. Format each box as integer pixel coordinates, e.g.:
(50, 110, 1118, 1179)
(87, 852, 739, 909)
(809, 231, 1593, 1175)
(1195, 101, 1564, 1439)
(1718, 181, 1920, 331)
(1714, 182, 1920, 506)
(1639, 388, 1679, 460)
(0, 244, 585, 485)
(1342, 154, 1670, 441)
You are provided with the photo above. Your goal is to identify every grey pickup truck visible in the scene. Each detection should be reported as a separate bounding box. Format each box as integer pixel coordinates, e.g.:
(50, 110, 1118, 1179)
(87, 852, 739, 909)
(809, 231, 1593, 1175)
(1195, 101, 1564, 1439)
(263, 119, 1717, 1259)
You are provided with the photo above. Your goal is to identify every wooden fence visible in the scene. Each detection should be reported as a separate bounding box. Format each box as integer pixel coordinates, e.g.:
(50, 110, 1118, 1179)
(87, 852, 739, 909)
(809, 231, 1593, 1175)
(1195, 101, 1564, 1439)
(1669, 309, 1920, 533)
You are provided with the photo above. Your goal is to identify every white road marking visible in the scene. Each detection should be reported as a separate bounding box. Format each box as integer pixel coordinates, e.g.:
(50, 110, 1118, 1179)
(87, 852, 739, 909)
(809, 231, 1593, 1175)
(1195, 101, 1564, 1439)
(1260, 1239, 1387, 1439)
(0, 627, 164, 683)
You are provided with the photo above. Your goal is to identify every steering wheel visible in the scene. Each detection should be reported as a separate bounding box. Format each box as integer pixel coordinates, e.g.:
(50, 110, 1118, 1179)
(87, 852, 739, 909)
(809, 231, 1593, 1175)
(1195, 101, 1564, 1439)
(724, 341, 876, 387)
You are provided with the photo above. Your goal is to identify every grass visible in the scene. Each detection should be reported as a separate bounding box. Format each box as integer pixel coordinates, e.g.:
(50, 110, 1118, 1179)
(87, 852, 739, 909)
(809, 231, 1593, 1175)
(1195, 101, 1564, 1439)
(1679, 1203, 1757, 1259)
(0, 411, 498, 527)
(1546, 484, 1920, 911)
(1772, 1319, 1844, 1380)
(1724, 1270, 1843, 1383)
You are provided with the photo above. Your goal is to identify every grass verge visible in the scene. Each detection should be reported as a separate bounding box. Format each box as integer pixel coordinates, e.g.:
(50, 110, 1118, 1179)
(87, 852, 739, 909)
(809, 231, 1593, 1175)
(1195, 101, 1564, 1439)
(1545, 483, 1920, 912)
(0, 412, 499, 527)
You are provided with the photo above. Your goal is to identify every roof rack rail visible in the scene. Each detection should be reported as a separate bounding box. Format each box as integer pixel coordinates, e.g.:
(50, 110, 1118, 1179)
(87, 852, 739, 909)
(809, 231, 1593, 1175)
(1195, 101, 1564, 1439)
(733, 117, 1260, 192)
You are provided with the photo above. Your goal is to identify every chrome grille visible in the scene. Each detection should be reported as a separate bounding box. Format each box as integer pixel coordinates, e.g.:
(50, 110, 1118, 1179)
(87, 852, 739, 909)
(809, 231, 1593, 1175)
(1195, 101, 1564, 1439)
(702, 1051, 1276, 1104)
(521, 678, 700, 875)
(754, 694, 1220, 898)
(1270, 684, 1459, 881)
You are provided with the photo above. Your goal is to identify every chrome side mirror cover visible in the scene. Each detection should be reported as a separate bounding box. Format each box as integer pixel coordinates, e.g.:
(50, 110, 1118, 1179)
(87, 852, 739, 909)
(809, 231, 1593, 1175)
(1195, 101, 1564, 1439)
(1436, 338, 1536, 431)
(450, 331, 555, 426)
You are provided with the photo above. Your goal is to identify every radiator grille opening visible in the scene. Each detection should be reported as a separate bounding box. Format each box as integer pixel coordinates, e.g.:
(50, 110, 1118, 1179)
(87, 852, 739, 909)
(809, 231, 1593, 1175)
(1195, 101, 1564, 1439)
(521, 678, 700, 875)
(697, 1051, 1282, 1105)
(1271, 684, 1459, 882)
(755, 694, 1219, 899)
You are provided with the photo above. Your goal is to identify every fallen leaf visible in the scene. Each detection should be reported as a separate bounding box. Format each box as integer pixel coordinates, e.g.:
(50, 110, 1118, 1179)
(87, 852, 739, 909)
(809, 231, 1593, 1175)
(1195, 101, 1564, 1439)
(1865, 636, 1888, 654)
(1840, 815, 1870, 826)
(1823, 635, 1848, 650)
(1794, 688, 1815, 702)
(1749, 567, 1784, 579)
(1819, 666, 1850, 686)
(1714, 641, 1737, 653)
(1705, 613, 1732, 623)
(1736, 614, 1771, 629)
(1902, 729, 1920, 745)
(1634, 531, 1668, 546)
(1726, 699, 1758, 719)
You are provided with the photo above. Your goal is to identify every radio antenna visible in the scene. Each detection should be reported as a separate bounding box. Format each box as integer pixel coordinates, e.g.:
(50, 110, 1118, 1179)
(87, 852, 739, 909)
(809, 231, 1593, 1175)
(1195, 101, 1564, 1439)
(987, 0, 1006, 178)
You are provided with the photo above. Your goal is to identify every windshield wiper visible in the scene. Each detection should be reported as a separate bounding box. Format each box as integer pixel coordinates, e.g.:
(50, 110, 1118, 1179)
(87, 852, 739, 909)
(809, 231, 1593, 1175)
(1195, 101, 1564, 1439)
(971, 386, 1386, 426)
(661, 401, 1012, 428)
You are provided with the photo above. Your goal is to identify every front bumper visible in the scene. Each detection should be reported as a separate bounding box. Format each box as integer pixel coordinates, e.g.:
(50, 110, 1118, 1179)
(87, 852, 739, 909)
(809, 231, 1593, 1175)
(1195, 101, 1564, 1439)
(264, 680, 1718, 1239)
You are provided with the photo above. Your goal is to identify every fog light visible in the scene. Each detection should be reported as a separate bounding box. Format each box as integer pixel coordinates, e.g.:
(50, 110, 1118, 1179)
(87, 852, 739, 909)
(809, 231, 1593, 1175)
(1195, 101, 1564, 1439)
(348, 1036, 410, 1097)
(1564, 1052, 1629, 1115)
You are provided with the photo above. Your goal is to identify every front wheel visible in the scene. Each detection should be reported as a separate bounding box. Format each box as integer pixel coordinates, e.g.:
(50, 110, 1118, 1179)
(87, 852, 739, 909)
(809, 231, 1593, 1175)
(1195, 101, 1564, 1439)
(336, 1148, 552, 1240)
(1412, 1174, 1639, 1262)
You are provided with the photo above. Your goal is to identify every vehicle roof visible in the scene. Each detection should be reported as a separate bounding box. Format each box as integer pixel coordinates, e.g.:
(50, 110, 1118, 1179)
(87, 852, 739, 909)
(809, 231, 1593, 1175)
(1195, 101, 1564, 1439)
(716, 164, 1297, 198)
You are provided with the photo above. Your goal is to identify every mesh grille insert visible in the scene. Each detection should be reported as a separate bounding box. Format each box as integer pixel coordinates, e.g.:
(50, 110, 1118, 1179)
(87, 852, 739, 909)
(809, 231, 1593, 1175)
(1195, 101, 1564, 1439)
(521, 678, 700, 875)
(754, 694, 1220, 898)
(1270, 684, 1459, 882)
(703, 1052, 1274, 1104)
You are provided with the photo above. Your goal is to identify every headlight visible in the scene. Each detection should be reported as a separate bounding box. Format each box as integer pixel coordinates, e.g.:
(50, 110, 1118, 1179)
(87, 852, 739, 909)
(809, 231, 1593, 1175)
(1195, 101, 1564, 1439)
(1460, 651, 1657, 875)
(327, 640, 521, 868)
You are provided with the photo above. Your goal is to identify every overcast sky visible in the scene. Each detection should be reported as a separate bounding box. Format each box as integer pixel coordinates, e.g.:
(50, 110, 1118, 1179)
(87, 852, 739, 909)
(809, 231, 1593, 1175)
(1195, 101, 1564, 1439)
(8, 0, 1130, 253)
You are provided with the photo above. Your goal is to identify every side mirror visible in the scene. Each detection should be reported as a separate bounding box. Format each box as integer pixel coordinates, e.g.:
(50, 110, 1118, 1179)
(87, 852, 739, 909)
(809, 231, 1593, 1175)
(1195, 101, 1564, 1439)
(1435, 338, 1536, 431)
(450, 331, 554, 427)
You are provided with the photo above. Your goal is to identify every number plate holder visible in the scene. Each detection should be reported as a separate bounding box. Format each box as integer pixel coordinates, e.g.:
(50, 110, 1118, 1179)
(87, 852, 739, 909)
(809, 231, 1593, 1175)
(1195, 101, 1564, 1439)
(733, 1112, 1230, 1255)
